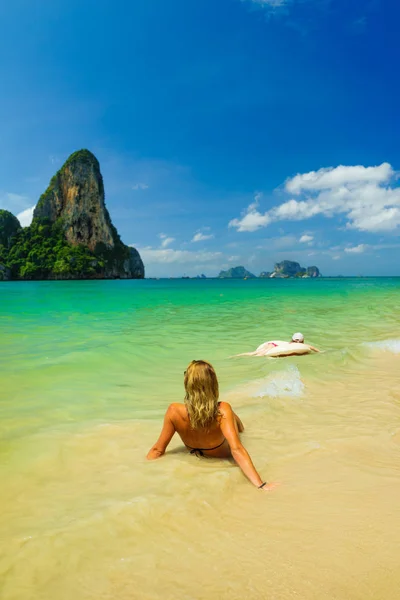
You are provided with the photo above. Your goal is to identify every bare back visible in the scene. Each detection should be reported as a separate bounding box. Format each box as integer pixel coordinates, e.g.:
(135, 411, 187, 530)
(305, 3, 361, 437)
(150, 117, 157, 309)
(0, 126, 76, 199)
(146, 399, 276, 490)
(168, 402, 240, 457)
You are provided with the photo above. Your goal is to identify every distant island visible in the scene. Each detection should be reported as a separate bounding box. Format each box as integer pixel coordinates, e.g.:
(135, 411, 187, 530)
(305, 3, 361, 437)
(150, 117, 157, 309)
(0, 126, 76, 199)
(0, 150, 144, 280)
(260, 260, 320, 279)
(218, 266, 256, 279)
(218, 261, 321, 279)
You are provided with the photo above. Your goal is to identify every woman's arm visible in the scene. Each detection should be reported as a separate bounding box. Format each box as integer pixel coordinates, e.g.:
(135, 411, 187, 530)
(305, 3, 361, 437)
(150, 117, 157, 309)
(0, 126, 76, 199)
(233, 411, 245, 433)
(219, 402, 277, 491)
(308, 345, 320, 353)
(146, 404, 176, 460)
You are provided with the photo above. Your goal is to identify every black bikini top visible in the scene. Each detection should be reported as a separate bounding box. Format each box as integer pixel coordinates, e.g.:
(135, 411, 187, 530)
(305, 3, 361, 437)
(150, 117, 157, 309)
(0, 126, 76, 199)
(185, 439, 225, 457)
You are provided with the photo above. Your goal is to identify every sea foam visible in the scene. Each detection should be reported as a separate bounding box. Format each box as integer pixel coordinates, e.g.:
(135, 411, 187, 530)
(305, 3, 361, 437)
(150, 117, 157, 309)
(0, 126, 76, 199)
(364, 339, 400, 354)
(253, 366, 305, 399)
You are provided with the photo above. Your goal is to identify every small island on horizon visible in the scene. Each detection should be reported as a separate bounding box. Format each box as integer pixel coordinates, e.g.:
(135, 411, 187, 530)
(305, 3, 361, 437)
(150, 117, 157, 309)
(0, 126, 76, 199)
(147, 262, 322, 280)
(217, 261, 321, 280)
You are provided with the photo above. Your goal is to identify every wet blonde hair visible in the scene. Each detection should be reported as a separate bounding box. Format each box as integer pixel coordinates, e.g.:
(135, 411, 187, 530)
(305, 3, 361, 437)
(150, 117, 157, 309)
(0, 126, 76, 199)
(184, 360, 220, 430)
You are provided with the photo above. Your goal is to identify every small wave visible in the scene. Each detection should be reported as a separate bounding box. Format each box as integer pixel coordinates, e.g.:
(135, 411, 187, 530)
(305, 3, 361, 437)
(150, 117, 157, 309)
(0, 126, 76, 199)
(253, 366, 305, 399)
(364, 339, 400, 354)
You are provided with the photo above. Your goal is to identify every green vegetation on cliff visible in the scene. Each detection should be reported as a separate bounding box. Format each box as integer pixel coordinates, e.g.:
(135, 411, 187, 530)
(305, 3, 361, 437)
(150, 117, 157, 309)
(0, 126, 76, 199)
(0, 210, 22, 279)
(0, 210, 21, 252)
(5, 218, 104, 279)
(2, 216, 137, 280)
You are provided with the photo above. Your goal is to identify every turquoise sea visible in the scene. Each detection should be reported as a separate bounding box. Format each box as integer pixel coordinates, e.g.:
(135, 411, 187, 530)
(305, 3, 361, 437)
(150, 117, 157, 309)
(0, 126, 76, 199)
(1, 278, 400, 600)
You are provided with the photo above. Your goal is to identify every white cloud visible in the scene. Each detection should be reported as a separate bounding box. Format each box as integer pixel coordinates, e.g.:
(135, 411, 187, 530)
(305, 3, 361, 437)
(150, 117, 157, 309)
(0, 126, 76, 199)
(158, 233, 175, 248)
(229, 162, 400, 233)
(229, 209, 271, 232)
(136, 247, 222, 265)
(299, 234, 314, 243)
(344, 244, 368, 254)
(132, 183, 149, 190)
(285, 163, 393, 195)
(229, 194, 272, 232)
(228, 255, 240, 262)
(161, 238, 175, 248)
(16, 205, 35, 227)
(192, 231, 214, 242)
(347, 206, 400, 232)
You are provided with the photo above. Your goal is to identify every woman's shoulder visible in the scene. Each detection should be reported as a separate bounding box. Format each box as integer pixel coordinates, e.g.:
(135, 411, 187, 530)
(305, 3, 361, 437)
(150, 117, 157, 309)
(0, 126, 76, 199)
(218, 401, 233, 415)
(167, 403, 186, 416)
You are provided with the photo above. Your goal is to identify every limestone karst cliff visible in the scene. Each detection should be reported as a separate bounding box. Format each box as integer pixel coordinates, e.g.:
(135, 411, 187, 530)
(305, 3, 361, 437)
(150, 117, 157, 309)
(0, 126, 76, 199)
(1, 150, 144, 280)
(35, 150, 116, 251)
(271, 261, 321, 278)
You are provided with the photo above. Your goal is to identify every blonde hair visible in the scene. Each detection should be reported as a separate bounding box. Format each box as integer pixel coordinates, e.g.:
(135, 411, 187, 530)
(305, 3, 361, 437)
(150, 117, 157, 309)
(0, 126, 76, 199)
(184, 360, 220, 430)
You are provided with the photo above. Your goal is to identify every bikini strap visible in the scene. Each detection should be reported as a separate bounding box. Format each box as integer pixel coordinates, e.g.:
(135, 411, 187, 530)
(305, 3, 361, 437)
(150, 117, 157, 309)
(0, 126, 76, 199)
(187, 439, 226, 454)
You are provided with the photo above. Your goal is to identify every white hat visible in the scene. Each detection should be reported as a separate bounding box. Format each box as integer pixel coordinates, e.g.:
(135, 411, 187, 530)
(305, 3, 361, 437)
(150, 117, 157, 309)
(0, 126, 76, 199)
(292, 332, 304, 343)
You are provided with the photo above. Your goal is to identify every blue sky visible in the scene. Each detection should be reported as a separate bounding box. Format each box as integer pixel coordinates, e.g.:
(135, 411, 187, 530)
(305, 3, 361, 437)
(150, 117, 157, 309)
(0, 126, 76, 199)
(1, 0, 400, 276)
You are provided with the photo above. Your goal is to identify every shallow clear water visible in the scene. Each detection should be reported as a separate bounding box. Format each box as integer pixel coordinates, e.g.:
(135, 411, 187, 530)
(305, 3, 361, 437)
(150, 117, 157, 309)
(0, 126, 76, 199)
(1, 278, 400, 599)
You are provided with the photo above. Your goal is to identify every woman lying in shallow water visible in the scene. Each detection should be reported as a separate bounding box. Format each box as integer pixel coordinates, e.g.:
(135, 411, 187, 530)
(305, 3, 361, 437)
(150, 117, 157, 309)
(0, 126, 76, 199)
(147, 360, 277, 491)
(235, 332, 320, 358)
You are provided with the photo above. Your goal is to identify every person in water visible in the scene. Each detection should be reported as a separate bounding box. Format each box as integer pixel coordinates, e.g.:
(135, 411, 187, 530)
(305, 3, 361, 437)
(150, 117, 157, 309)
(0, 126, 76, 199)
(235, 332, 320, 357)
(147, 360, 277, 491)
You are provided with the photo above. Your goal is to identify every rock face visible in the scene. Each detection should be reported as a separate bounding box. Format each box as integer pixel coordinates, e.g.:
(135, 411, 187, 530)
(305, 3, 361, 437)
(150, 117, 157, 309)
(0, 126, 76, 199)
(259, 271, 272, 278)
(34, 150, 144, 279)
(126, 247, 144, 279)
(34, 150, 116, 252)
(274, 260, 303, 277)
(218, 266, 256, 279)
(307, 266, 320, 278)
(264, 260, 321, 278)
(0, 150, 144, 280)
